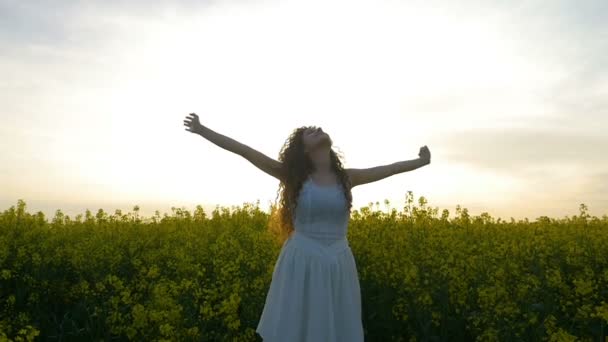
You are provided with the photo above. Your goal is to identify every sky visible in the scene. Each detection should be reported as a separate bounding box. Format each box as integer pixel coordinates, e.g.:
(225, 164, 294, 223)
(1, 0, 607, 221)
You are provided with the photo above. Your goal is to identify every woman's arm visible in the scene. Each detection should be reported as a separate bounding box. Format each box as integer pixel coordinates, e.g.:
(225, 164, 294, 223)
(184, 113, 284, 181)
(346, 146, 431, 188)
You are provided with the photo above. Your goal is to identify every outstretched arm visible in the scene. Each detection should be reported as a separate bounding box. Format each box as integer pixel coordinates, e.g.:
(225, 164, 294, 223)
(184, 113, 284, 181)
(346, 145, 431, 188)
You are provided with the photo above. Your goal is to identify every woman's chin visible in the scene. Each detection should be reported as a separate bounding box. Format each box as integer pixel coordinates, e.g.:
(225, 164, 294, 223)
(317, 138, 331, 148)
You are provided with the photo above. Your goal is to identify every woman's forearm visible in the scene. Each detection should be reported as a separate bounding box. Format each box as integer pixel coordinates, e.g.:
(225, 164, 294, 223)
(197, 125, 248, 156)
(390, 157, 429, 176)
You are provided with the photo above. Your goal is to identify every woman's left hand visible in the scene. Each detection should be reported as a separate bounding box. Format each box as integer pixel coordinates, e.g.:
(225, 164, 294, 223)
(418, 145, 431, 164)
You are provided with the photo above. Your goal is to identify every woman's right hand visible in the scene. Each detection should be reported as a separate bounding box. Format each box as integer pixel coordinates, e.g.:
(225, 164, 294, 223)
(184, 113, 204, 134)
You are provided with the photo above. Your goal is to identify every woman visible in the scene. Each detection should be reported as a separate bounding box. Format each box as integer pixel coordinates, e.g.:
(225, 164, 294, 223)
(183, 113, 431, 341)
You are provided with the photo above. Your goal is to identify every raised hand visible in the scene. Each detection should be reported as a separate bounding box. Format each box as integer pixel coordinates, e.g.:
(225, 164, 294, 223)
(418, 145, 431, 164)
(184, 113, 204, 134)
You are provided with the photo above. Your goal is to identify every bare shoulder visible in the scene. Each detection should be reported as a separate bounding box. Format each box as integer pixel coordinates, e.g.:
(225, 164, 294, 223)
(344, 168, 358, 188)
(344, 168, 354, 179)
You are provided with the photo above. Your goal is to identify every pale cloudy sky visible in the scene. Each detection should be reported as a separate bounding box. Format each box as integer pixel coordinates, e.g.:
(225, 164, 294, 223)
(1, 0, 606, 220)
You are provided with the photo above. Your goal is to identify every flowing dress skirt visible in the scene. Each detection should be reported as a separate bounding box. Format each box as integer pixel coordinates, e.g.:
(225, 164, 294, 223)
(256, 231, 364, 342)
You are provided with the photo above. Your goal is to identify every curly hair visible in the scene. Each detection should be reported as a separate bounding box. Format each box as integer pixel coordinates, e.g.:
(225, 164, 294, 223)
(268, 125, 353, 245)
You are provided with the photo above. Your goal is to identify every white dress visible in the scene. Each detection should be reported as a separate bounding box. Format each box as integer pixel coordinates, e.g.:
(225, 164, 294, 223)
(256, 176, 364, 342)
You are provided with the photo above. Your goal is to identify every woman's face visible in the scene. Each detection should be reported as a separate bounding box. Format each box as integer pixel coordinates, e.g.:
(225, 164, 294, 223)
(302, 126, 331, 153)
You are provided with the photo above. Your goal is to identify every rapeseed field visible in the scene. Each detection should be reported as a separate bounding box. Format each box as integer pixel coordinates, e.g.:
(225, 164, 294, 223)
(1, 193, 607, 341)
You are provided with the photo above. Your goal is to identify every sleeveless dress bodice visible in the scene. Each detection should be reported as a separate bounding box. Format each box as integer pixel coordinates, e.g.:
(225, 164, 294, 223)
(292, 176, 349, 246)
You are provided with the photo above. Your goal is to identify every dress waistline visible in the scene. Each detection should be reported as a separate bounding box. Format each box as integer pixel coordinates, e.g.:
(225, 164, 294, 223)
(286, 231, 350, 259)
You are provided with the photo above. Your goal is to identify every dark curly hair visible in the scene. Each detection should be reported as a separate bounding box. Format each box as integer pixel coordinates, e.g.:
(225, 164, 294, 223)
(268, 126, 353, 245)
